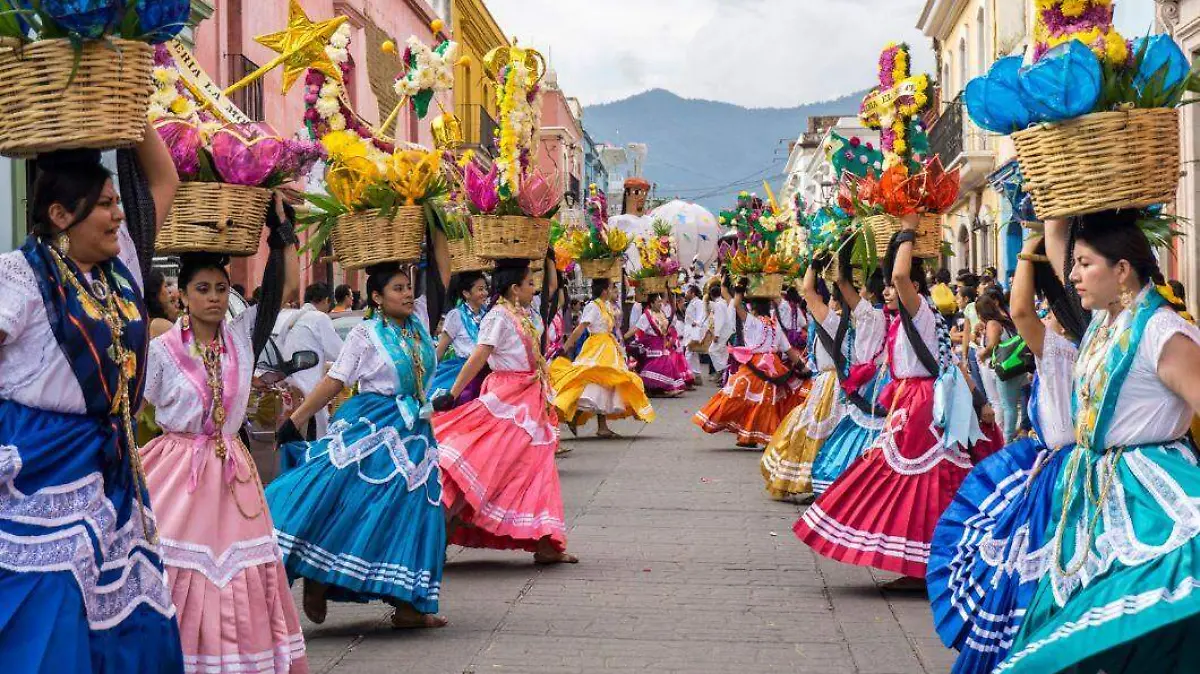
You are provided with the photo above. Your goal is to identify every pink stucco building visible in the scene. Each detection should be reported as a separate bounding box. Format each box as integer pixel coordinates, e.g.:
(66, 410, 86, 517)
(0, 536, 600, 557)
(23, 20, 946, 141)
(190, 0, 447, 295)
(536, 77, 585, 208)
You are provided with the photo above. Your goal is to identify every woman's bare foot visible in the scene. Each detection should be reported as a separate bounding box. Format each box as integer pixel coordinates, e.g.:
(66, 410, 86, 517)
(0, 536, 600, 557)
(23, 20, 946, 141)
(880, 576, 927, 592)
(597, 416, 619, 438)
(303, 579, 328, 624)
(390, 602, 448, 629)
(534, 550, 580, 565)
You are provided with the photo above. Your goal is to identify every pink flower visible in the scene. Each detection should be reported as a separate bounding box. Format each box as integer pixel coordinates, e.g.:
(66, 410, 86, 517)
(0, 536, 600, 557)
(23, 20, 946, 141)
(154, 118, 203, 179)
(518, 171, 560, 218)
(211, 124, 285, 187)
(465, 161, 500, 214)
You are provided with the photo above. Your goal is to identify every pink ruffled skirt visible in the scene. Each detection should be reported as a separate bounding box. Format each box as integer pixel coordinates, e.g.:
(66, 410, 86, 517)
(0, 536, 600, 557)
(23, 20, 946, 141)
(141, 432, 307, 674)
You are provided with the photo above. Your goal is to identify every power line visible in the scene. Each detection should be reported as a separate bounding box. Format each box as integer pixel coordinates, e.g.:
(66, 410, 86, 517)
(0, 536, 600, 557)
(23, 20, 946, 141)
(666, 159, 787, 196)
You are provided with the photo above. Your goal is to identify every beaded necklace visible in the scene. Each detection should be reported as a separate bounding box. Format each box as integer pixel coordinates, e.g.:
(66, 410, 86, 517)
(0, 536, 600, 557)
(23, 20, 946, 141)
(48, 246, 155, 542)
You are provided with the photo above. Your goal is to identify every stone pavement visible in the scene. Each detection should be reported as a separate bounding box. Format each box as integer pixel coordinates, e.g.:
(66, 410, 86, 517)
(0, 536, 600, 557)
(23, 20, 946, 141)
(294, 383, 956, 673)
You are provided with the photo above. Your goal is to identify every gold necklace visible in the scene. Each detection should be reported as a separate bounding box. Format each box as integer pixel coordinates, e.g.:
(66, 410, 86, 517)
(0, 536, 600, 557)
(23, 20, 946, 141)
(49, 247, 156, 543)
(194, 328, 265, 520)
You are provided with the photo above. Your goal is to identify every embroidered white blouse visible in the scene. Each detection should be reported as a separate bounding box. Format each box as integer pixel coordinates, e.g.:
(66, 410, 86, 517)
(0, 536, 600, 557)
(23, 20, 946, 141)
(890, 300, 939, 380)
(811, 311, 843, 372)
(579, 300, 618, 336)
(477, 306, 543, 372)
(328, 321, 434, 396)
(0, 231, 142, 414)
(1035, 329, 1079, 450)
(777, 300, 808, 334)
(742, 314, 792, 355)
(143, 307, 258, 435)
(851, 302, 888, 366)
(1089, 307, 1200, 448)
(441, 306, 486, 359)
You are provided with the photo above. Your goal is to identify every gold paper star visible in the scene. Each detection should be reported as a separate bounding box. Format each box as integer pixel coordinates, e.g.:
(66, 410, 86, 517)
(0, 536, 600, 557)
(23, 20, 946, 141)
(254, 0, 349, 94)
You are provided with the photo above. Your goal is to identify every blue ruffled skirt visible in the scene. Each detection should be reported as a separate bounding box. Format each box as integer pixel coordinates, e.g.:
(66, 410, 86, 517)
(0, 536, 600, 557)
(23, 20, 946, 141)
(0, 399, 183, 674)
(267, 392, 446, 613)
(811, 370, 890, 495)
(927, 437, 1069, 673)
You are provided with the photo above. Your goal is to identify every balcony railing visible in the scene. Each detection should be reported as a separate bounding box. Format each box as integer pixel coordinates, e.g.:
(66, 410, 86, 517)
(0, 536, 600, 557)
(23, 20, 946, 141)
(929, 94, 965, 166)
(228, 54, 264, 121)
(456, 103, 498, 157)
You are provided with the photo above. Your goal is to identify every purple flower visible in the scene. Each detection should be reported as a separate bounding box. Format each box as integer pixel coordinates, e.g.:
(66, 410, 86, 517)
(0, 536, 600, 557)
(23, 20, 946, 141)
(465, 161, 500, 214)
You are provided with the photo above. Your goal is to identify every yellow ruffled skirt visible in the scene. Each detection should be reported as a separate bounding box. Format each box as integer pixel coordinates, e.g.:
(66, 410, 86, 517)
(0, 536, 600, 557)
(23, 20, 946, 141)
(760, 370, 846, 499)
(550, 333, 656, 424)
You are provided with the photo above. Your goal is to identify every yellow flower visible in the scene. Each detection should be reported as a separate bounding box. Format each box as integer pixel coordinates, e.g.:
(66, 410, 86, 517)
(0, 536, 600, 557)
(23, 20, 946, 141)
(322, 130, 368, 163)
(1103, 29, 1128, 65)
(893, 139, 907, 154)
(169, 97, 191, 115)
(1060, 0, 1088, 18)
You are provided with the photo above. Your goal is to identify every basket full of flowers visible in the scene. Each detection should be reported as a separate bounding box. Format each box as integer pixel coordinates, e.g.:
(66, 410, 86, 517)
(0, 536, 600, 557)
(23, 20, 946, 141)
(0, 1, 191, 157)
(629, 219, 681, 295)
(562, 188, 629, 280)
(301, 132, 447, 270)
(151, 46, 324, 256)
(965, 1, 1196, 218)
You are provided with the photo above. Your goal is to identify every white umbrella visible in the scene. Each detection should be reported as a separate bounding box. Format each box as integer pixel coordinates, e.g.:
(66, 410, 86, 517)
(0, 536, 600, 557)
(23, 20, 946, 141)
(649, 200, 721, 267)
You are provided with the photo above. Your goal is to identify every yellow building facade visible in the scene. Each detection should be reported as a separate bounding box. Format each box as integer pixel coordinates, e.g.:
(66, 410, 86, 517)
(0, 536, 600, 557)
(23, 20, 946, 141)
(919, 0, 1033, 278)
(451, 0, 509, 164)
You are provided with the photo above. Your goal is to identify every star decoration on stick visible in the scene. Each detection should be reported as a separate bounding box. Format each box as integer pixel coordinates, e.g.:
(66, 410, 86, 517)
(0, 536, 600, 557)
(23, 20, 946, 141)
(254, 0, 349, 94)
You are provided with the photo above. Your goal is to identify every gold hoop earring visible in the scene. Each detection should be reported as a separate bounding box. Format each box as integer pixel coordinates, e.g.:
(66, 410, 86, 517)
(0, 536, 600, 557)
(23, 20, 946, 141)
(180, 304, 191, 331)
(54, 231, 70, 256)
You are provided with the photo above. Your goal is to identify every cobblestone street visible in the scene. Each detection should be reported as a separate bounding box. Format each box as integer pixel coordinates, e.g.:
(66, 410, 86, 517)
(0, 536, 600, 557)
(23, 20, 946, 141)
(297, 385, 955, 673)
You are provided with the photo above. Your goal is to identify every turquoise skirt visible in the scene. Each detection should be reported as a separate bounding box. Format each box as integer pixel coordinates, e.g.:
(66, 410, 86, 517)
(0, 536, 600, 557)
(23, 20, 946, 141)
(997, 440, 1200, 673)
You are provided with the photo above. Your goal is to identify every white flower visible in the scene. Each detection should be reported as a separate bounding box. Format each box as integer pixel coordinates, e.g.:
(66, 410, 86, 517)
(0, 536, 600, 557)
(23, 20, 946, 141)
(394, 77, 420, 97)
(329, 112, 346, 131)
(330, 32, 350, 50)
(320, 82, 341, 99)
(147, 103, 168, 121)
(316, 97, 340, 118)
(441, 42, 458, 62)
(325, 46, 348, 64)
(434, 71, 453, 90)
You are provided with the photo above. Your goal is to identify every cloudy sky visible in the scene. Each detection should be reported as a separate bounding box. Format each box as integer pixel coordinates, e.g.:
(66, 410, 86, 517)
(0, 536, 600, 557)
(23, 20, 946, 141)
(487, 0, 1159, 109)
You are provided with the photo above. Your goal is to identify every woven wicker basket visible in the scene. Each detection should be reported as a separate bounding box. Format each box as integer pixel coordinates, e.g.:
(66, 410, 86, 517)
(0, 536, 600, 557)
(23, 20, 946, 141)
(0, 39, 154, 157)
(825, 258, 866, 286)
(530, 259, 545, 291)
(447, 236, 493, 273)
(638, 276, 668, 294)
(863, 214, 941, 259)
(579, 257, 623, 280)
(1012, 109, 1180, 219)
(472, 215, 550, 260)
(746, 273, 784, 299)
(156, 182, 272, 257)
(332, 206, 425, 270)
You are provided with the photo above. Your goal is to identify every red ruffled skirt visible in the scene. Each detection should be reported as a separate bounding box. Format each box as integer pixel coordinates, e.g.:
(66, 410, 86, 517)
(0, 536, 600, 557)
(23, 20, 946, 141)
(793, 377, 983, 578)
(692, 352, 807, 446)
(434, 371, 567, 553)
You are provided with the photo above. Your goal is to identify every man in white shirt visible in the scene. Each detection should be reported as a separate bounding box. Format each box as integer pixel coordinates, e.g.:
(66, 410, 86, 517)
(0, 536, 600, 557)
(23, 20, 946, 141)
(281, 282, 345, 438)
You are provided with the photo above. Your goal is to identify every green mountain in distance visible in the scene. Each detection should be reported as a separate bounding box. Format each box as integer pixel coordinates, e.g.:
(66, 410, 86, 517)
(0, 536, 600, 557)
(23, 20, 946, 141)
(584, 88, 869, 213)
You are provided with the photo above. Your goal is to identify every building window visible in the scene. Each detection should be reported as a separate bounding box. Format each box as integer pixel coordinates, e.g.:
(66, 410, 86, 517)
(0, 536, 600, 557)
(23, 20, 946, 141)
(229, 55, 264, 121)
(977, 7, 986, 77)
(958, 36, 968, 96)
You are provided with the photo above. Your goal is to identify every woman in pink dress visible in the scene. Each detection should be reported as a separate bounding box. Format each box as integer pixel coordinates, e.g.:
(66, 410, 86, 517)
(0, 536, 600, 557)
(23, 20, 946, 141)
(794, 215, 999, 583)
(432, 260, 579, 564)
(627, 293, 690, 396)
(140, 201, 308, 673)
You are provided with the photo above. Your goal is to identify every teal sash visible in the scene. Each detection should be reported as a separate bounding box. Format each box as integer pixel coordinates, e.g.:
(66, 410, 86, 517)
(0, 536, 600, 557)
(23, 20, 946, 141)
(1072, 287, 1167, 451)
(369, 316, 436, 423)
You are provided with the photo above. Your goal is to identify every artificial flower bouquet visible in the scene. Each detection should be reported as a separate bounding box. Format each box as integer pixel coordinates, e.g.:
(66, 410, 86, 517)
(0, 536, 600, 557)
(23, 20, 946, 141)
(629, 219, 682, 294)
(836, 157, 957, 260)
(561, 189, 629, 280)
(718, 191, 793, 249)
(151, 45, 325, 256)
(465, 42, 559, 260)
(727, 248, 799, 300)
(965, 0, 1197, 217)
(0, 0, 191, 156)
(300, 131, 449, 269)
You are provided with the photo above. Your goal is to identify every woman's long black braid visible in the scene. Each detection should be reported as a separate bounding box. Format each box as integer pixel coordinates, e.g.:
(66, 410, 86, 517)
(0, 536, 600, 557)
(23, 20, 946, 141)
(115, 148, 157, 280)
(1034, 236, 1089, 345)
(250, 202, 292, 361)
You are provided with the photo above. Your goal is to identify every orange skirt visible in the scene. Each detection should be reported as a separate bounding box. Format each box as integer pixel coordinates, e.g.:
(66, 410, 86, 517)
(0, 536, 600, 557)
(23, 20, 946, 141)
(692, 353, 808, 446)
